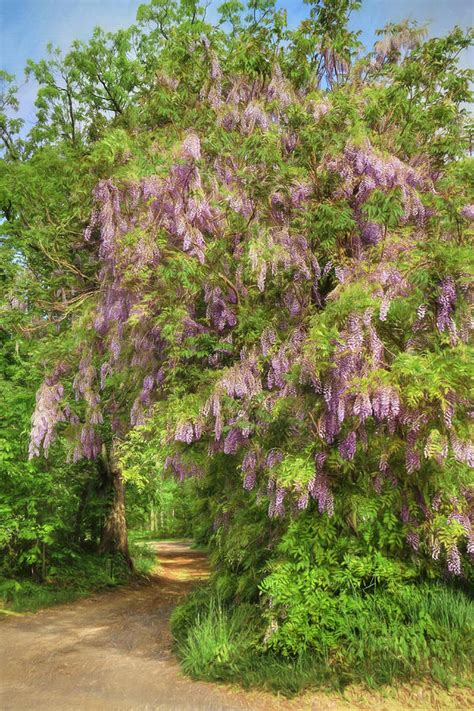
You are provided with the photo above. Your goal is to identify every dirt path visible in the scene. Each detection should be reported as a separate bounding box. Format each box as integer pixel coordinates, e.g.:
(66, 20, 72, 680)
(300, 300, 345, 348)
(0, 541, 471, 711)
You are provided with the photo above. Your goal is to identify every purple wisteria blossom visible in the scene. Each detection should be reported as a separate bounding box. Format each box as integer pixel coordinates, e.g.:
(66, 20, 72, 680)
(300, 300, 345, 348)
(406, 531, 420, 551)
(31, 53, 473, 566)
(450, 435, 474, 467)
(436, 277, 457, 342)
(338, 431, 357, 460)
(224, 427, 249, 454)
(80, 425, 102, 459)
(447, 545, 461, 576)
(326, 140, 432, 247)
(460, 204, 474, 220)
(308, 471, 334, 516)
(182, 131, 201, 161)
(205, 286, 237, 331)
(29, 365, 67, 459)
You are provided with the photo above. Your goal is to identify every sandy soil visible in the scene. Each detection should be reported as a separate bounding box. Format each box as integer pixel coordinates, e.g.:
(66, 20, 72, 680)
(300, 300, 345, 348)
(0, 541, 471, 711)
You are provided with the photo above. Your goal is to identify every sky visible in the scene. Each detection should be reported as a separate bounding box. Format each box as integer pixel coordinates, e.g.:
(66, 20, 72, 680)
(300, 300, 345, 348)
(0, 0, 473, 130)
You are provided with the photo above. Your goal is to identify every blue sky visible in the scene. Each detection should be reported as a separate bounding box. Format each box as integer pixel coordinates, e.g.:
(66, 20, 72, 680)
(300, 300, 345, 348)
(1, 0, 473, 129)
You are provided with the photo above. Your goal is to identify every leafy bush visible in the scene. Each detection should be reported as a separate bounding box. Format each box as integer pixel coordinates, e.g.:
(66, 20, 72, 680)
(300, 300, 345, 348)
(172, 583, 473, 694)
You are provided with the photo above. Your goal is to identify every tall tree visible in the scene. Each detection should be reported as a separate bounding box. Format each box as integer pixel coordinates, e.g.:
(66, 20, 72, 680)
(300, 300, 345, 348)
(1, 1, 472, 659)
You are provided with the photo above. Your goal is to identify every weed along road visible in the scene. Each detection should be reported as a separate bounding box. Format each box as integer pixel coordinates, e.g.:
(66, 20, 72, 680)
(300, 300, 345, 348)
(0, 541, 470, 711)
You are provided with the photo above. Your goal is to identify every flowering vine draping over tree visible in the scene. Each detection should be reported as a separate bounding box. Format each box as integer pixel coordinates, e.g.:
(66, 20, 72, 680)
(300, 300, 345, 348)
(23, 0, 473, 655)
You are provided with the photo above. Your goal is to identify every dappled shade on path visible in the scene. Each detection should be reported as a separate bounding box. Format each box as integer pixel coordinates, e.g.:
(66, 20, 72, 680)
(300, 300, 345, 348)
(0, 542, 301, 710)
(1, 542, 470, 711)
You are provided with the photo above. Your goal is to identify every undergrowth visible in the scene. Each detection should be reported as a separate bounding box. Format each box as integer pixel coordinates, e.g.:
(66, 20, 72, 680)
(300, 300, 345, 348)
(0, 540, 157, 613)
(171, 583, 474, 695)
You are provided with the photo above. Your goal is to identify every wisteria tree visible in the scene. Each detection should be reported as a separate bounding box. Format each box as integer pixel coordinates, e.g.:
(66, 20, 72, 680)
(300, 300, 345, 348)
(9, 0, 473, 670)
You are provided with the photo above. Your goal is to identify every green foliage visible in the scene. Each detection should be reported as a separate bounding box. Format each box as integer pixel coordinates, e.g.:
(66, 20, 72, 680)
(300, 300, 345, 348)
(0, 540, 155, 613)
(172, 583, 473, 693)
(126, 476, 197, 538)
(173, 596, 257, 679)
(0, 70, 23, 159)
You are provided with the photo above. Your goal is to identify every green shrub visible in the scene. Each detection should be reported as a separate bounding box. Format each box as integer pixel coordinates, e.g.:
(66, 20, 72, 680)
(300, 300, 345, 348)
(172, 583, 474, 694)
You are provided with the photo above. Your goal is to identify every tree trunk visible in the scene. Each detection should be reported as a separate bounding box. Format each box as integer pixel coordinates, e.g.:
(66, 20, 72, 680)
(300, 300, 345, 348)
(99, 444, 133, 571)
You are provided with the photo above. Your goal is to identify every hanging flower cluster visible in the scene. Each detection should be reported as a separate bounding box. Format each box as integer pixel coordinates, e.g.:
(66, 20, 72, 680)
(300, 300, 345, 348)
(30, 48, 473, 577)
(325, 140, 433, 249)
(29, 364, 68, 458)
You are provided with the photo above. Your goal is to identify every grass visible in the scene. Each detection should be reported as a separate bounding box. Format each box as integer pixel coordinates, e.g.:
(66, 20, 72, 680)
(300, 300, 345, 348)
(0, 539, 158, 614)
(171, 593, 331, 694)
(0, 554, 129, 613)
(130, 539, 158, 575)
(174, 600, 322, 694)
(171, 582, 474, 696)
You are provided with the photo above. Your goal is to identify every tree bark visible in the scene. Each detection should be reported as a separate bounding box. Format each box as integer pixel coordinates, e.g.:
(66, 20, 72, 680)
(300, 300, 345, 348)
(99, 444, 133, 571)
